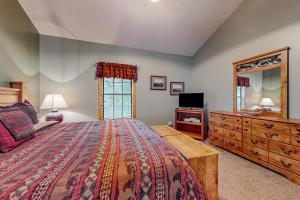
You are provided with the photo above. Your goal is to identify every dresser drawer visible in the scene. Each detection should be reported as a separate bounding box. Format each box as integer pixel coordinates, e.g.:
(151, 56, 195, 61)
(234, 117, 242, 125)
(269, 141, 300, 162)
(213, 126, 223, 135)
(291, 136, 300, 147)
(210, 133, 224, 144)
(269, 152, 300, 176)
(217, 115, 234, 123)
(243, 143, 268, 162)
(252, 131, 291, 144)
(234, 124, 243, 132)
(224, 129, 242, 142)
(214, 113, 221, 119)
(243, 127, 252, 135)
(224, 137, 242, 152)
(209, 119, 214, 126)
(243, 118, 252, 128)
(243, 134, 268, 150)
(291, 124, 300, 137)
(215, 120, 223, 128)
(252, 119, 291, 135)
(222, 122, 234, 130)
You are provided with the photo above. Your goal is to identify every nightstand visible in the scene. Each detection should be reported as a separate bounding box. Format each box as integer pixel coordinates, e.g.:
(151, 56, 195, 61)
(45, 113, 63, 122)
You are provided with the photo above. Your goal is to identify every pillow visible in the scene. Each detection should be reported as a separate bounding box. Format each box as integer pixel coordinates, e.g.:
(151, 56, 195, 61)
(0, 123, 33, 152)
(0, 100, 39, 124)
(0, 107, 35, 140)
(14, 100, 39, 124)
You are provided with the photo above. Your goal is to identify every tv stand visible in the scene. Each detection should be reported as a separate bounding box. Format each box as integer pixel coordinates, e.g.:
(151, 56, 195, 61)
(175, 108, 206, 140)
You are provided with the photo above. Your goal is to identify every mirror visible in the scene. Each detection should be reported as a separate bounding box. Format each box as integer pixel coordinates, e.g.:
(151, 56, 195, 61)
(233, 48, 289, 118)
(237, 67, 281, 112)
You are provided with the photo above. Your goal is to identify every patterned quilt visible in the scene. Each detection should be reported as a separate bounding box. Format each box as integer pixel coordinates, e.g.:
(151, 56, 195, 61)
(0, 119, 207, 200)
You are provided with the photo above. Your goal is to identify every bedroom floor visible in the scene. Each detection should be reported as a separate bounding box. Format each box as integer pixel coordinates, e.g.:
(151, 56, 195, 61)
(216, 147, 300, 200)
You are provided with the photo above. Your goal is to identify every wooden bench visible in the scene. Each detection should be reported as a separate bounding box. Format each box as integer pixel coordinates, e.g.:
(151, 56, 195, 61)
(151, 125, 221, 200)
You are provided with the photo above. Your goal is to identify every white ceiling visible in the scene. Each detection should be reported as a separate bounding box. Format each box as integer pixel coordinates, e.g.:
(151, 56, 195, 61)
(19, 0, 243, 56)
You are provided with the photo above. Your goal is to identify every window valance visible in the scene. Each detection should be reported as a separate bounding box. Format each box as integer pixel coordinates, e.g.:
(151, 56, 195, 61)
(237, 77, 250, 87)
(96, 62, 138, 81)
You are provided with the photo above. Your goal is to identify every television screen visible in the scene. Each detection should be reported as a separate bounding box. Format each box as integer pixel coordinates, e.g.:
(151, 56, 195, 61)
(179, 93, 204, 108)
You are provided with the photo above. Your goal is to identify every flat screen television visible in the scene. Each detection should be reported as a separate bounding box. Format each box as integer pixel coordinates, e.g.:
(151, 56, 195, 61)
(179, 93, 204, 108)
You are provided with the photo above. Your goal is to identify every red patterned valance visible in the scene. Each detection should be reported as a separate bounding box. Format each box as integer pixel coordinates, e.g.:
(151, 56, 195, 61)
(96, 62, 138, 81)
(237, 77, 250, 87)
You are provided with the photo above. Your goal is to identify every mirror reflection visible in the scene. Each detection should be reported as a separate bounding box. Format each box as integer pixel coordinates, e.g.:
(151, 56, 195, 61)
(237, 67, 281, 113)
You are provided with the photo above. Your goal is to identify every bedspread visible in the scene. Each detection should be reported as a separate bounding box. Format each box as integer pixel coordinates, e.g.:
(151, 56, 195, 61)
(0, 119, 207, 200)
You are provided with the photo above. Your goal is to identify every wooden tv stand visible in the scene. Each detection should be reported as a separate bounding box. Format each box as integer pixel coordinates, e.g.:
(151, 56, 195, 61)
(175, 108, 206, 140)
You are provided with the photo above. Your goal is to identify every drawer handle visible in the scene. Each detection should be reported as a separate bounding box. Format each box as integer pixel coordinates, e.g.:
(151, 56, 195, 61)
(280, 148, 296, 156)
(264, 123, 274, 129)
(297, 139, 300, 144)
(229, 133, 235, 137)
(296, 128, 300, 132)
(244, 128, 248, 132)
(264, 132, 279, 138)
(280, 160, 292, 168)
(229, 141, 235, 146)
(250, 139, 258, 145)
(223, 124, 229, 128)
(221, 116, 226, 120)
(235, 127, 240, 130)
(244, 121, 249, 124)
(250, 150, 259, 156)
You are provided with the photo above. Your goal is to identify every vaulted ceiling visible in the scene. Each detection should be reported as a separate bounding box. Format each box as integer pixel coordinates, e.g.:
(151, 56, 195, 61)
(19, 0, 243, 56)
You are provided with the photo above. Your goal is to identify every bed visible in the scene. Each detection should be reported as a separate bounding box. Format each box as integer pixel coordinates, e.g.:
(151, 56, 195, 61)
(0, 84, 207, 200)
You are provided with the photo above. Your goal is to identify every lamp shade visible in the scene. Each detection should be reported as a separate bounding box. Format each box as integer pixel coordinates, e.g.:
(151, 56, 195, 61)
(260, 98, 274, 107)
(40, 94, 68, 110)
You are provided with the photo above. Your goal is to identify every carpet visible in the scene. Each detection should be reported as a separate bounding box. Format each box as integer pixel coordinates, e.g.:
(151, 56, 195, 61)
(216, 147, 300, 200)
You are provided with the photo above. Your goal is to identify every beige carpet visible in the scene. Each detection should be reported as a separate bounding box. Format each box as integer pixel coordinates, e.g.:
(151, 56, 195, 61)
(216, 147, 300, 200)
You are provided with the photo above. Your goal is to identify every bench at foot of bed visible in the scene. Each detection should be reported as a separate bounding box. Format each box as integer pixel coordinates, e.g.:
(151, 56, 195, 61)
(151, 125, 221, 200)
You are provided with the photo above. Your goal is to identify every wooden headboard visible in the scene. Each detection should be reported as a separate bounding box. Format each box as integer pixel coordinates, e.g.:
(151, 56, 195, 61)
(0, 82, 25, 106)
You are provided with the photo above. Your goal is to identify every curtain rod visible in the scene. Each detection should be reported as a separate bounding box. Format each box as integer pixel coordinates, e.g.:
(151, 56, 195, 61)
(91, 63, 140, 70)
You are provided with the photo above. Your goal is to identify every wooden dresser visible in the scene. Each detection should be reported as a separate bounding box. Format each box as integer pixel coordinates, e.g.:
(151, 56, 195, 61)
(209, 111, 300, 184)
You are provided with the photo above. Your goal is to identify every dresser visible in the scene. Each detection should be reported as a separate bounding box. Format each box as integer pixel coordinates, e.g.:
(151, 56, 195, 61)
(209, 111, 300, 185)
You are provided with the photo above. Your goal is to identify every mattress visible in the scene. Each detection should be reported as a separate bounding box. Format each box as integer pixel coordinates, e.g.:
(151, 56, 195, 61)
(0, 118, 207, 200)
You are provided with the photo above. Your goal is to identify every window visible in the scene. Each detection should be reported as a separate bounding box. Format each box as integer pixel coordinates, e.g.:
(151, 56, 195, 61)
(237, 86, 245, 111)
(98, 78, 136, 119)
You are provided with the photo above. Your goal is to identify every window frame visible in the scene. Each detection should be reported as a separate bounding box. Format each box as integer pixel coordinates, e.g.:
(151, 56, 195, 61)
(237, 86, 245, 111)
(98, 78, 136, 120)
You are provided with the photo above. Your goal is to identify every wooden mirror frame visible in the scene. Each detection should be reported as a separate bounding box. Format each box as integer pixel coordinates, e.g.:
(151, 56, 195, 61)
(233, 47, 290, 119)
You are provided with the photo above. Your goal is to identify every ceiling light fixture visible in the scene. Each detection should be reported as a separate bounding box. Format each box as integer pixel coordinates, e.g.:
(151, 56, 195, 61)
(150, 0, 160, 3)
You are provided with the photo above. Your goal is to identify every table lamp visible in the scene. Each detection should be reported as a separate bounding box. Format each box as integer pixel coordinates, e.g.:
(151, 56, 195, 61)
(40, 94, 68, 122)
(260, 98, 274, 109)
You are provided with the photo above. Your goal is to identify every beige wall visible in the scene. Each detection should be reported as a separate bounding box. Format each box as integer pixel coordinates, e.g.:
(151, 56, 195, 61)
(39, 35, 192, 125)
(0, 0, 39, 106)
(191, 0, 300, 119)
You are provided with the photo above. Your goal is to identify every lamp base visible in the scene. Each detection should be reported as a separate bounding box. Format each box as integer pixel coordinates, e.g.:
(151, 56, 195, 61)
(45, 110, 63, 122)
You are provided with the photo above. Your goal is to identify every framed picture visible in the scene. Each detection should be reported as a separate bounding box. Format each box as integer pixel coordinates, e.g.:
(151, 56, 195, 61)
(150, 75, 167, 90)
(170, 82, 185, 95)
